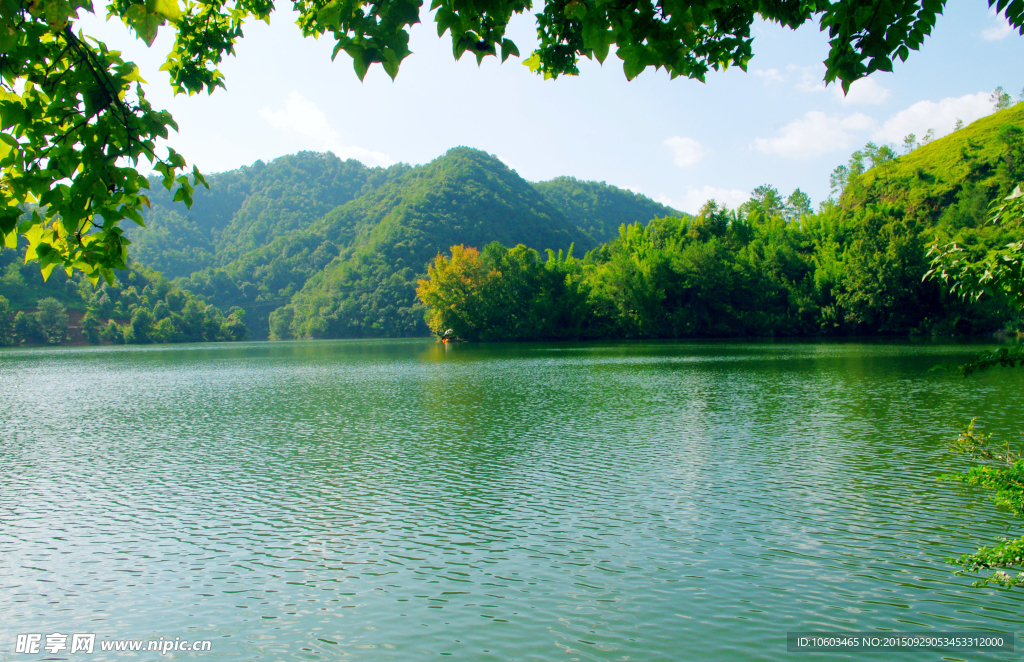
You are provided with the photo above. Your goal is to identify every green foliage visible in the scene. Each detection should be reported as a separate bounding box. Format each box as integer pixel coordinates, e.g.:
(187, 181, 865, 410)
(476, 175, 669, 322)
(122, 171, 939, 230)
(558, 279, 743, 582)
(101, 319, 123, 344)
(416, 242, 590, 341)
(282, 148, 583, 339)
(948, 346, 1024, 376)
(5, 0, 1020, 284)
(0, 294, 13, 346)
(917, 127, 1024, 589)
(158, 147, 668, 339)
(531, 177, 682, 246)
(992, 86, 1015, 111)
(0, 256, 248, 345)
(35, 297, 69, 344)
(927, 184, 1024, 310)
(79, 266, 247, 344)
(81, 310, 101, 344)
(0, 0, 204, 284)
(13, 310, 42, 344)
(268, 306, 294, 340)
(125, 307, 155, 344)
(80, 110, 1024, 343)
(848, 104, 1024, 219)
(416, 155, 1021, 341)
(131, 152, 410, 278)
(833, 206, 928, 332)
(943, 420, 1024, 588)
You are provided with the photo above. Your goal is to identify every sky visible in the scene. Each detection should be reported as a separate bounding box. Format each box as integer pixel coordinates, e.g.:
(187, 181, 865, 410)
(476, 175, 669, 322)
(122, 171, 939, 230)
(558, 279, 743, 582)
(79, 4, 1024, 214)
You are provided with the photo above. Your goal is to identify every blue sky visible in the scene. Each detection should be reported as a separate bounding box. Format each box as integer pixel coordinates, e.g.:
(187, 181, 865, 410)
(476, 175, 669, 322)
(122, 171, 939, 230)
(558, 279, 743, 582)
(81, 4, 1024, 213)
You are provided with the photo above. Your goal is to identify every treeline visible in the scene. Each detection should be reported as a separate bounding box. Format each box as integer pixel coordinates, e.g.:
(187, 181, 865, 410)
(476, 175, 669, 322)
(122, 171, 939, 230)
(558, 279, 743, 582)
(132, 152, 411, 279)
(128, 148, 677, 339)
(0, 265, 247, 347)
(265, 148, 672, 340)
(416, 134, 1024, 340)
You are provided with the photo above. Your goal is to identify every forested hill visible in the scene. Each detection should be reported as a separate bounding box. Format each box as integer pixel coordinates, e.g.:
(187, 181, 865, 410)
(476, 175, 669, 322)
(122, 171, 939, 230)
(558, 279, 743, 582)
(414, 103, 1024, 342)
(533, 177, 679, 244)
(277, 148, 592, 338)
(4, 106, 1022, 347)
(131, 152, 410, 279)
(841, 103, 1024, 224)
(132, 147, 680, 339)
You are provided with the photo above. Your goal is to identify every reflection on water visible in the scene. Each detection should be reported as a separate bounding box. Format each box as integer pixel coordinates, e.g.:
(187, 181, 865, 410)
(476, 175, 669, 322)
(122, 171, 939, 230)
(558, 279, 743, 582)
(1, 339, 1023, 660)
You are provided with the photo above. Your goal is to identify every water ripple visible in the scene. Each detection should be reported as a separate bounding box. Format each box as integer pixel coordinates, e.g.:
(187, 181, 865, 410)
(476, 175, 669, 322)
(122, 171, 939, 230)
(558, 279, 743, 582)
(1, 339, 1023, 660)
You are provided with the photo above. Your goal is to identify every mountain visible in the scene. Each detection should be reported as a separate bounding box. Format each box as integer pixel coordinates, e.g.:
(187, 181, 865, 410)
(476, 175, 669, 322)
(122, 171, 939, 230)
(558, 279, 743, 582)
(842, 103, 1024, 226)
(792, 102, 1024, 335)
(279, 148, 586, 338)
(533, 177, 679, 244)
(131, 152, 410, 278)
(411, 106, 1024, 342)
(5, 107, 1021, 345)
(131, 147, 682, 339)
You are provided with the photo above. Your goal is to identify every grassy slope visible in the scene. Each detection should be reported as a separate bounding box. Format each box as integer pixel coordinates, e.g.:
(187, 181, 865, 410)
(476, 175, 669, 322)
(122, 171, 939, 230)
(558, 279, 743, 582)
(852, 103, 1024, 218)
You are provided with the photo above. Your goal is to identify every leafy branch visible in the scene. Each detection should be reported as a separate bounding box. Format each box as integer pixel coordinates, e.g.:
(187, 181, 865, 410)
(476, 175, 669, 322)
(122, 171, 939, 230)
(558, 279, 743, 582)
(943, 420, 1024, 588)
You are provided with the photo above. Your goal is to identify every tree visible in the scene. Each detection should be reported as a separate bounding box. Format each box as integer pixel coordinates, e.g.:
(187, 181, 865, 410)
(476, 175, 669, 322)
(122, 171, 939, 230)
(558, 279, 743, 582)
(220, 308, 248, 341)
(926, 185, 1024, 587)
(784, 189, 813, 220)
(81, 310, 102, 344)
(101, 320, 124, 343)
(36, 297, 69, 344)
(13, 310, 42, 344)
(0, 0, 206, 285)
(744, 184, 784, 218)
(992, 86, 1014, 111)
(125, 307, 155, 343)
(902, 133, 918, 154)
(0, 294, 13, 345)
(269, 306, 295, 340)
(830, 164, 851, 198)
(4, 0, 1023, 279)
(416, 244, 489, 340)
(927, 185, 1024, 328)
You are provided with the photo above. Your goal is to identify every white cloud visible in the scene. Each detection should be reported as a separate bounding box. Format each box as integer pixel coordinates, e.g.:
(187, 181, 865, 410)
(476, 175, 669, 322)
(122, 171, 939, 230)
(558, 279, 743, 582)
(834, 77, 891, 105)
(788, 64, 826, 93)
(754, 111, 876, 159)
(753, 68, 784, 85)
(656, 186, 748, 215)
(259, 91, 394, 167)
(871, 92, 992, 143)
(664, 136, 707, 168)
(983, 8, 1016, 40)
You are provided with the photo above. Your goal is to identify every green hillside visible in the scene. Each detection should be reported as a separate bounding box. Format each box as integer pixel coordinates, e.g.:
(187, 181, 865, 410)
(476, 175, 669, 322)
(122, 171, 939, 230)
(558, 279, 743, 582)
(533, 177, 682, 244)
(0, 240, 247, 347)
(411, 107, 1024, 341)
(131, 152, 410, 278)
(845, 103, 1024, 224)
(156, 147, 678, 339)
(11, 108, 1018, 347)
(276, 148, 582, 338)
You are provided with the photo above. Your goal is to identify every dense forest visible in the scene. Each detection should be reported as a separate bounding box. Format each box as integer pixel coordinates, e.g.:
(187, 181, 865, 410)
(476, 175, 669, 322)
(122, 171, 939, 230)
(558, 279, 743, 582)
(0, 255, 246, 346)
(0, 148, 679, 345)
(417, 104, 1024, 340)
(1, 103, 1022, 347)
(165, 149, 680, 339)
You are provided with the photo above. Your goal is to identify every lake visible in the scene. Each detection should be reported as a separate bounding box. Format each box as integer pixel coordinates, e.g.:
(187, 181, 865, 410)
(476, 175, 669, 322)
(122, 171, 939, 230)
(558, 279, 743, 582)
(1, 339, 1023, 660)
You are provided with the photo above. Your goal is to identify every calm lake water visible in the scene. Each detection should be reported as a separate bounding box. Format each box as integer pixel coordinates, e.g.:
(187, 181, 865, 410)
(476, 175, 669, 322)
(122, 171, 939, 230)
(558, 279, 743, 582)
(2, 339, 1024, 661)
